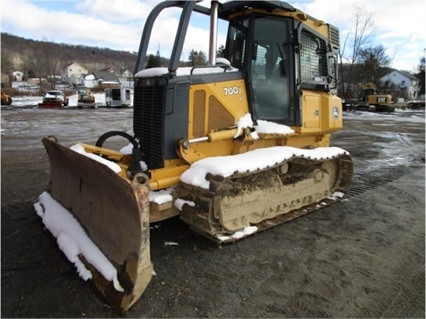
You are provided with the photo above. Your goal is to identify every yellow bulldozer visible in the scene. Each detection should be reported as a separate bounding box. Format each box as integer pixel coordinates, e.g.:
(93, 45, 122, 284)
(36, 0, 353, 313)
(76, 85, 96, 108)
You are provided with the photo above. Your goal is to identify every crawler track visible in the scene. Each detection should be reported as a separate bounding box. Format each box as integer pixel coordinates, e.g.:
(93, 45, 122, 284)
(176, 153, 353, 243)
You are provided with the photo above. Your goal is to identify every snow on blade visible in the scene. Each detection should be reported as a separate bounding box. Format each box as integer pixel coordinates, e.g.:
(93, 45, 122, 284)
(70, 144, 121, 173)
(34, 192, 124, 292)
(180, 146, 349, 190)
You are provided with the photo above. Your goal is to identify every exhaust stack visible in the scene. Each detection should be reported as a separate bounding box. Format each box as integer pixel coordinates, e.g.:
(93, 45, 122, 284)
(209, 1, 219, 66)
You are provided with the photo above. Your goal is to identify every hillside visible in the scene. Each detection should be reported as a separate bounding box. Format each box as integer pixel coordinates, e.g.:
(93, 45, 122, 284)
(1, 33, 138, 76)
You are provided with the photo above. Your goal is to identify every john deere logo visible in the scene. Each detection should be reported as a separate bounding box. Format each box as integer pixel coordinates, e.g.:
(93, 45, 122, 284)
(332, 106, 339, 118)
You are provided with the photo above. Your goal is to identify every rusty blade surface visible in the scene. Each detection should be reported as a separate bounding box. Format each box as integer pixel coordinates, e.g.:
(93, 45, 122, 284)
(42, 137, 152, 312)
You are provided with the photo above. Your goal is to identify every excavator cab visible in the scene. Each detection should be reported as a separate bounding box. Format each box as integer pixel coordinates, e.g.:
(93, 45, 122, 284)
(37, 0, 352, 313)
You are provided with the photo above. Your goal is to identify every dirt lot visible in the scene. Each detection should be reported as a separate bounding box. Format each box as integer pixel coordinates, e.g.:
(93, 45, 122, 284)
(1, 107, 425, 318)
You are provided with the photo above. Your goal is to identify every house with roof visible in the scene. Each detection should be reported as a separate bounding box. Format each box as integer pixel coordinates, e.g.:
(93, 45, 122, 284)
(379, 70, 420, 99)
(83, 71, 121, 88)
(118, 69, 133, 88)
(61, 62, 89, 85)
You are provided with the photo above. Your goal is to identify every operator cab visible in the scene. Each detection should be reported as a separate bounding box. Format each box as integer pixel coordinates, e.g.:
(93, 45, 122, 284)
(222, 4, 336, 126)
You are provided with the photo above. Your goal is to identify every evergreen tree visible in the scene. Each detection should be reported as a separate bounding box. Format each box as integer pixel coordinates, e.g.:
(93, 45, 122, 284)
(415, 56, 425, 97)
(188, 50, 207, 66)
(146, 54, 161, 68)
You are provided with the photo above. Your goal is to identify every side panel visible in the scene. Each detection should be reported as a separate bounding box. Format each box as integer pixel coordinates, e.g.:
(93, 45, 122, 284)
(188, 78, 249, 139)
(320, 94, 343, 131)
(368, 94, 392, 106)
(302, 94, 320, 129)
(295, 90, 343, 134)
(164, 79, 191, 160)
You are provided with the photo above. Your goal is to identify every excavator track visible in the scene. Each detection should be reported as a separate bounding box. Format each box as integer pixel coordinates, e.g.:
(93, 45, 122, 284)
(176, 151, 353, 243)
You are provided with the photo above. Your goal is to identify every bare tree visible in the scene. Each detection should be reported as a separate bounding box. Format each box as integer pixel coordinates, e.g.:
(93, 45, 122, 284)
(358, 45, 391, 83)
(338, 6, 377, 98)
(27, 45, 61, 91)
(26, 48, 47, 91)
(1, 54, 14, 86)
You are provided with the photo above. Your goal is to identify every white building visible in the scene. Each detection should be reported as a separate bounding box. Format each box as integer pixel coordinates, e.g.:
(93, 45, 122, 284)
(61, 62, 88, 85)
(379, 70, 420, 99)
(12, 71, 24, 82)
(118, 69, 133, 88)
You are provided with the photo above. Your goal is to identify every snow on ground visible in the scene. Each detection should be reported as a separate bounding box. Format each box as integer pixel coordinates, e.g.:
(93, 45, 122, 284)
(6, 95, 43, 106)
(216, 226, 258, 242)
(343, 108, 425, 124)
(5, 93, 106, 107)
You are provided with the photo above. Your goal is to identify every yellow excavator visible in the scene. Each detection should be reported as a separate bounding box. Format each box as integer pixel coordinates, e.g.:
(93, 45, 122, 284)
(38, 0, 353, 313)
(357, 87, 394, 112)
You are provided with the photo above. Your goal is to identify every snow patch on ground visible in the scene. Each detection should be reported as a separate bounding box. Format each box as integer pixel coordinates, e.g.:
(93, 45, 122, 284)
(216, 226, 258, 242)
(328, 191, 345, 200)
(6, 93, 105, 107)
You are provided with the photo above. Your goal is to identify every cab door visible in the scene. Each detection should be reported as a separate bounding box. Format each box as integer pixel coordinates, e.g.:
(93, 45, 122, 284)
(248, 16, 295, 125)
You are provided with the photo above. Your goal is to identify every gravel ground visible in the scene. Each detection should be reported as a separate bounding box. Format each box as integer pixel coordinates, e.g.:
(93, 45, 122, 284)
(1, 106, 425, 318)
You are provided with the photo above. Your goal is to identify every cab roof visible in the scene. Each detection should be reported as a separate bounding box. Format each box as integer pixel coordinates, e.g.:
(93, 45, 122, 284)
(192, 1, 296, 20)
(219, 1, 295, 19)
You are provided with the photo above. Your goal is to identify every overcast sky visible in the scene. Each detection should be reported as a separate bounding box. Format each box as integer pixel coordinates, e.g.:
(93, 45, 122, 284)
(1, 0, 425, 72)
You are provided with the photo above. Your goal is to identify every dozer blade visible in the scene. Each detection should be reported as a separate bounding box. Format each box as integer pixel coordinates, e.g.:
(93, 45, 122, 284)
(41, 137, 152, 313)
